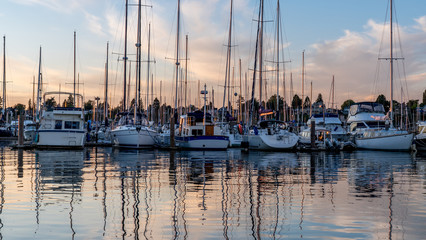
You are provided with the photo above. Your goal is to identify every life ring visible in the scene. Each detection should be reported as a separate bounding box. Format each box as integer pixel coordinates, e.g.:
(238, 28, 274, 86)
(238, 124, 243, 135)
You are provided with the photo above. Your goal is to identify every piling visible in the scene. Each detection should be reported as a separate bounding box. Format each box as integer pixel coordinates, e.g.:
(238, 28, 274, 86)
(170, 116, 176, 149)
(310, 119, 316, 149)
(18, 114, 24, 146)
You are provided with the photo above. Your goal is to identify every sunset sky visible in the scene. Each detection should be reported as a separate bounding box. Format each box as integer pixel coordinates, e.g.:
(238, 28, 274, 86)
(0, 0, 425, 110)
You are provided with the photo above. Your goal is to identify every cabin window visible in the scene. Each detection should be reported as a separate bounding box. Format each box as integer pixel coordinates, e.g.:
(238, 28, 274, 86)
(55, 120, 62, 129)
(65, 121, 80, 129)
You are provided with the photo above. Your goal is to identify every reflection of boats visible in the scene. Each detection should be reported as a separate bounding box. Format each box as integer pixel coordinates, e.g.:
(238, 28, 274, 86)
(347, 102, 413, 151)
(247, 120, 298, 151)
(37, 92, 86, 149)
(414, 121, 426, 151)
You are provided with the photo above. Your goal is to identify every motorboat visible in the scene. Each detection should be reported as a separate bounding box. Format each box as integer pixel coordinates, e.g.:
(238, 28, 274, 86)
(175, 111, 229, 150)
(347, 102, 413, 151)
(414, 121, 426, 151)
(37, 92, 86, 149)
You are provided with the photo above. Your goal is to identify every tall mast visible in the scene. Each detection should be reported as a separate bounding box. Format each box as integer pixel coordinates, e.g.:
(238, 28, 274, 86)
(301, 50, 304, 123)
(137, 0, 142, 116)
(309, 81, 312, 117)
(104, 42, 109, 126)
(185, 34, 188, 114)
(283, 72, 286, 121)
(290, 72, 293, 121)
(239, 58, 242, 122)
(259, 0, 264, 108)
(249, 0, 263, 125)
(332, 75, 335, 111)
(174, 0, 181, 111)
(275, 0, 280, 120)
(146, 22, 150, 116)
(222, 0, 233, 124)
(36, 47, 42, 122)
(123, 0, 128, 111)
(135, 0, 142, 122)
(389, 0, 394, 123)
(73, 31, 76, 107)
(32, 76, 35, 120)
(2, 36, 5, 115)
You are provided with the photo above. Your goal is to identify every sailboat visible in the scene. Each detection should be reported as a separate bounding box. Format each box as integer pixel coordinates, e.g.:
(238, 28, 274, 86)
(111, 0, 158, 148)
(218, 0, 243, 148)
(36, 33, 86, 149)
(347, 0, 413, 151)
(245, 0, 299, 151)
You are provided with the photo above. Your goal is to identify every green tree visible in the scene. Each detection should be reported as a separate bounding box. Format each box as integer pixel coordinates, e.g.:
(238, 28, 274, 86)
(422, 89, 426, 107)
(45, 97, 57, 108)
(267, 94, 283, 111)
(315, 93, 323, 103)
(13, 103, 26, 115)
(84, 100, 94, 111)
(341, 99, 355, 110)
(375, 94, 390, 112)
(303, 96, 311, 108)
(63, 94, 74, 108)
(291, 94, 302, 109)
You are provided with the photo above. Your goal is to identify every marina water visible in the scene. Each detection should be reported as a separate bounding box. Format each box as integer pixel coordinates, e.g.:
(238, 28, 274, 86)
(0, 143, 425, 239)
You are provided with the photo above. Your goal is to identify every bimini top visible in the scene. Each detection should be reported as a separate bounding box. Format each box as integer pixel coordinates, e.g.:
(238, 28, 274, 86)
(349, 102, 385, 116)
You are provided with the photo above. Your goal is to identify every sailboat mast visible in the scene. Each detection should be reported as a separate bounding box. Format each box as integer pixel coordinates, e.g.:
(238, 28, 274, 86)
(259, 0, 264, 108)
(185, 34, 188, 114)
(290, 72, 293, 121)
(146, 23, 150, 116)
(283, 72, 286, 121)
(389, 0, 394, 123)
(73, 31, 76, 107)
(123, 0, 128, 111)
(239, 58, 242, 122)
(32, 76, 35, 120)
(174, 0, 181, 111)
(2, 36, 5, 115)
(36, 47, 42, 122)
(301, 50, 304, 123)
(332, 75, 335, 111)
(104, 42, 109, 126)
(276, 0, 280, 120)
(222, 0, 233, 124)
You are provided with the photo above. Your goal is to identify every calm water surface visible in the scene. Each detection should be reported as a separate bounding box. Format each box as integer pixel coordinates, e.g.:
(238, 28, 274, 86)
(0, 143, 425, 239)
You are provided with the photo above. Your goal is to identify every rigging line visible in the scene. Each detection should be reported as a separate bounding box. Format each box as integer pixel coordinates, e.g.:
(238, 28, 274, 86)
(393, 4, 410, 101)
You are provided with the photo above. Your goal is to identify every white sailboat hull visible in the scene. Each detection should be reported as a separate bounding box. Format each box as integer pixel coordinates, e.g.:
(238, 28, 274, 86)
(248, 133, 298, 150)
(355, 132, 414, 151)
(112, 126, 158, 148)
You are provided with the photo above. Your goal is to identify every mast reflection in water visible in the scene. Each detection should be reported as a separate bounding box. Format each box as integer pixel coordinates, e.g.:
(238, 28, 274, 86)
(0, 147, 424, 239)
